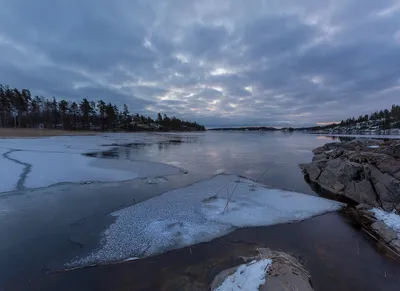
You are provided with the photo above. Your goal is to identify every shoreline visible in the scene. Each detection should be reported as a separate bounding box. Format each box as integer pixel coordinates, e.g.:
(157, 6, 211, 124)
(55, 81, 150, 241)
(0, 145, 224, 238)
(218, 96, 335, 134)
(0, 128, 98, 138)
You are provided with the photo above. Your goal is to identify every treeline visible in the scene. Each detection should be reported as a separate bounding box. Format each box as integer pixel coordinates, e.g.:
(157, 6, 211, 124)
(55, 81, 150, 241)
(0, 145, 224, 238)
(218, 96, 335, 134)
(337, 104, 400, 129)
(0, 84, 205, 131)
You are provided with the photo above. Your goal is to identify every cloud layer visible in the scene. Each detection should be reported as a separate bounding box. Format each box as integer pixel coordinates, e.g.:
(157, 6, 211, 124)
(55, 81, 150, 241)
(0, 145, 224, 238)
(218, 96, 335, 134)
(1, 0, 400, 126)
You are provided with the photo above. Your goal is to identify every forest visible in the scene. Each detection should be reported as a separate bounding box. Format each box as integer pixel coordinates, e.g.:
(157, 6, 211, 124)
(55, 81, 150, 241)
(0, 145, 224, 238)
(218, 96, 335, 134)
(0, 84, 205, 132)
(299, 104, 400, 131)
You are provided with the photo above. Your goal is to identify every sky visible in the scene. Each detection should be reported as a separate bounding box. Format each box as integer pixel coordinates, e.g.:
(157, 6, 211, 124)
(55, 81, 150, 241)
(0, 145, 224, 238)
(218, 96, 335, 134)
(1, 0, 400, 127)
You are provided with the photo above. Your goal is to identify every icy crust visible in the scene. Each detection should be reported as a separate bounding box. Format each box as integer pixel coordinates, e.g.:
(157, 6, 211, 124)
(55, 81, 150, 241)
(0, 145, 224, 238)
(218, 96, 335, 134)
(0, 134, 181, 192)
(70, 175, 343, 267)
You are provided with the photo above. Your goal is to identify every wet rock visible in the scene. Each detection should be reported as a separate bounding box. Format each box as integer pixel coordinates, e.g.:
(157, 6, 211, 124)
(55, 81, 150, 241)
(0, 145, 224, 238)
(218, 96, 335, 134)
(371, 221, 398, 243)
(301, 139, 400, 211)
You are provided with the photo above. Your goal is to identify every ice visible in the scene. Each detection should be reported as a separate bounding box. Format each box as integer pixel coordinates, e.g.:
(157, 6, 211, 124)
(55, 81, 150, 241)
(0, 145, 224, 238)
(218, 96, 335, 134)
(70, 175, 343, 267)
(371, 208, 400, 238)
(0, 134, 181, 191)
(8, 151, 180, 189)
(215, 259, 272, 291)
(368, 145, 380, 149)
(0, 149, 24, 193)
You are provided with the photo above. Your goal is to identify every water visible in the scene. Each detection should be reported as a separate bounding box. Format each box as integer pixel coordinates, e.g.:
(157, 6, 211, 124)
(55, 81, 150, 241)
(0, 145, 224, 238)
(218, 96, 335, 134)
(89, 131, 333, 194)
(1, 131, 400, 291)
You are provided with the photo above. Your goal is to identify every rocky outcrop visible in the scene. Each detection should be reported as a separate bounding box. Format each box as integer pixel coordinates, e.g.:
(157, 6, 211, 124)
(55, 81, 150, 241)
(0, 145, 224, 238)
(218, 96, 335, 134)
(211, 248, 314, 291)
(300, 139, 400, 211)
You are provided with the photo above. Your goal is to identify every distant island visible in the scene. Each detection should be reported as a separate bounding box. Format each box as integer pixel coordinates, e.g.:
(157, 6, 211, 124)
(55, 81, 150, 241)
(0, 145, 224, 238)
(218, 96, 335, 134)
(0, 84, 205, 132)
(210, 126, 278, 131)
(295, 104, 400, 135)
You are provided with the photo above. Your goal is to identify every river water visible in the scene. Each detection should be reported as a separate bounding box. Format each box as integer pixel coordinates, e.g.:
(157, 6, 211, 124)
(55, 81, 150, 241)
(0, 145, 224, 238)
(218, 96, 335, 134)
(1, 131, 399, 291)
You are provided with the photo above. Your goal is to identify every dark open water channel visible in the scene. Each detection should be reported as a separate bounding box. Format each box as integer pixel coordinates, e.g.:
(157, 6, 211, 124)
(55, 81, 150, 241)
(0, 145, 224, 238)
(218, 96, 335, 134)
(1, 132, 399, 290)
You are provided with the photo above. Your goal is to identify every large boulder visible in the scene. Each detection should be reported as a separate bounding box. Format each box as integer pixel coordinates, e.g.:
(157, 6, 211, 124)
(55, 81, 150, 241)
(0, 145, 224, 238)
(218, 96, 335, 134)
(301, 139, 400, 211)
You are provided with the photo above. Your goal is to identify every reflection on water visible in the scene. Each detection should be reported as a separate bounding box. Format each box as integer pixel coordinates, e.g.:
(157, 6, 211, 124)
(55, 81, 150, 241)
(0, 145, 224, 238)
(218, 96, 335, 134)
(88, 132, 332, 194)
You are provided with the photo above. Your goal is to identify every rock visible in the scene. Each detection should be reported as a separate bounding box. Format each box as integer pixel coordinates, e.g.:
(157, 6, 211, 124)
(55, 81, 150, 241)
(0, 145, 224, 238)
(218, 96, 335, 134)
(365, 165, 400, 211)
(344, 180, 379, 207)
(371, 221, 398, 243)
(356, 204, 373, 211)
(211, 248, 314, 291)
(301, 139, 400, 210)
(317, 159, 363, 194)
(313, 153, 328, 162)
(300, 160, 327, 182)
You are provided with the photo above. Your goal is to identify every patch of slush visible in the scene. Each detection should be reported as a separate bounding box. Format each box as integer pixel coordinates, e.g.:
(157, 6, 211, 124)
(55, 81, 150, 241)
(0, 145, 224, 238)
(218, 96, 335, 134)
(9, 151, 180, 189)
(70, 175, 343, 267)
(371, 208, 400, 238)
(215, 259, 272, 291)
(0, 149, 24, 192)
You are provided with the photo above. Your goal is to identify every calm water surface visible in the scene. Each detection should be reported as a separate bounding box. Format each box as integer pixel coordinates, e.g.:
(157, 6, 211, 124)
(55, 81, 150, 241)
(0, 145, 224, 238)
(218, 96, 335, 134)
(94, 131, 336, 194)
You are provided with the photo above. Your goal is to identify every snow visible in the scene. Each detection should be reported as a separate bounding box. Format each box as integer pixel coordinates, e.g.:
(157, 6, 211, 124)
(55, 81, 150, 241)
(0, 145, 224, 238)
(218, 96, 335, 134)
(0, 134, 181, 191)
(371, 208, 400, 238)
(215, 259, 272, 291)
(70, 175, 343, 267)
(368, 145, 380, 149)
(0, 149, 24, 193)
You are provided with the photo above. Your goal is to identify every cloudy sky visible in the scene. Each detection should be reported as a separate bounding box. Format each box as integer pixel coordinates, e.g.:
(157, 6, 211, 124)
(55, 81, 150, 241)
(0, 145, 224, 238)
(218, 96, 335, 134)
(1, 0, 400, 126)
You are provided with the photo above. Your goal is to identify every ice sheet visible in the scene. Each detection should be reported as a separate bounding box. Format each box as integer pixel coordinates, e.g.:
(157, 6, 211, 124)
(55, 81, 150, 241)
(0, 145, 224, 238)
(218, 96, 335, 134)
(8, 151, 180, 189)
(70, 175, 343, 267)
(0, 133, 181, 191)
(215, 259, 272, 291)
(0, 149, 24, 193)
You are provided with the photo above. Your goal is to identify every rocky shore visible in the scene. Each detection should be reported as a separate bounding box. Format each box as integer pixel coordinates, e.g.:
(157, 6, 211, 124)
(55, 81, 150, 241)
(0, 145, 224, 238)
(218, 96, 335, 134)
(300, 138, 400, 255)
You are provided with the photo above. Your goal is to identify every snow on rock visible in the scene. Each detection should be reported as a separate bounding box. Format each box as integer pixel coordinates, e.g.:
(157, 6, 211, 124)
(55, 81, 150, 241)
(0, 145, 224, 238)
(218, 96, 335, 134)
(367, 145, 380, 149)
(70, 175, 343, 267)
(8, 151, 180, 189)
(371, 208, 400, 238)
(215, 259, 272, 291)
(0, 149, 24, 193)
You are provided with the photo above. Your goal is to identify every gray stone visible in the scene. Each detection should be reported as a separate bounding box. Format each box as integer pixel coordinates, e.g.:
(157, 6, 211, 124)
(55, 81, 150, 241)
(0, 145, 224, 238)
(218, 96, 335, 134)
(344, 180, 379, 207)
(301, 139, 400, 210)
(300, 161, 327, 182)
(371, 221, 398, 243)
(317, 159, 362, 194)
(365, 165, 400, 211)
(313, 153, 328, 162)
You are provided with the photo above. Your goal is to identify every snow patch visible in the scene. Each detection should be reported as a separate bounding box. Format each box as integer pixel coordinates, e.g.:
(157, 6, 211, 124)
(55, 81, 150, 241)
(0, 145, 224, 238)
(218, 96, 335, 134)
(371, 208, 400, 238)
(69, 175, 343, 267)
(367, 145, 380, 149)
(215, 259, 272, 291)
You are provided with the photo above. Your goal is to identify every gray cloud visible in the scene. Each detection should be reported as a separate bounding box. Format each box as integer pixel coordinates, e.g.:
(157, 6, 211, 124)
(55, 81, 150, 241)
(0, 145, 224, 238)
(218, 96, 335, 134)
(1, 0, 400, 126)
